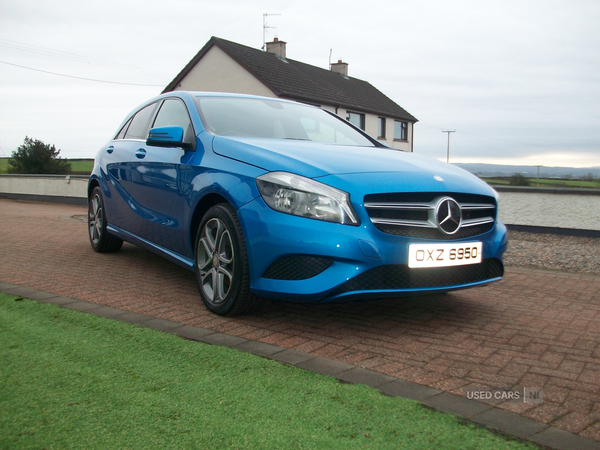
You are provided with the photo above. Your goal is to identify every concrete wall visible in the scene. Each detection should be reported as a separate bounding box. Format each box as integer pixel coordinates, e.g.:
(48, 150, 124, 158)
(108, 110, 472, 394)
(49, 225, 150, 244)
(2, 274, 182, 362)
(0, 175, 88, 200)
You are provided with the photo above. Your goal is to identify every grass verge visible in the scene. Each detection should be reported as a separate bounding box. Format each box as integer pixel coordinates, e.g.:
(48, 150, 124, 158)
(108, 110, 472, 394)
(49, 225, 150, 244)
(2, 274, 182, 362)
(0, 294, 537, 449)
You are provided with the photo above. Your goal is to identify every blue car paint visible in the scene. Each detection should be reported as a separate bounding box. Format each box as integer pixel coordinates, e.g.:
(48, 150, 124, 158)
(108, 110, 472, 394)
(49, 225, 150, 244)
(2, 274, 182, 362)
(96, 124, 266, 261)
(213, 135, 486, 183)
(90, 91, 507, 303)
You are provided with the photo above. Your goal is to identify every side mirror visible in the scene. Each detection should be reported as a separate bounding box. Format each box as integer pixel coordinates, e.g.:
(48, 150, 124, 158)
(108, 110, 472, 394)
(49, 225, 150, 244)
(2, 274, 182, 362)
(146, 126, 191, 150)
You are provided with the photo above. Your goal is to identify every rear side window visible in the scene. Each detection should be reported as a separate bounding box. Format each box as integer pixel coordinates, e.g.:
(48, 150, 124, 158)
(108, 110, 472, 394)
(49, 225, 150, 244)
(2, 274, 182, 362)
(124, 103, 157, 140)
(115, 118, 132, 140)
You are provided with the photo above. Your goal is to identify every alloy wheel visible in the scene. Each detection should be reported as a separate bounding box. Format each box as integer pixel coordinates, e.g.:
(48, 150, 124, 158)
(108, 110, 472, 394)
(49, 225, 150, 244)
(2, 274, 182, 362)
(196, 218, 235, 305)
(89, 193, 103, 246)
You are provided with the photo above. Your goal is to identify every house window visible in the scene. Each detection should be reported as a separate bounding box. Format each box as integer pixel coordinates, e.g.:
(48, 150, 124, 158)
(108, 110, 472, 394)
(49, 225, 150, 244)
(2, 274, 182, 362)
(394, 120, 408, 141)
(346, 111, 365, 130)
(378, 117, 386, 139)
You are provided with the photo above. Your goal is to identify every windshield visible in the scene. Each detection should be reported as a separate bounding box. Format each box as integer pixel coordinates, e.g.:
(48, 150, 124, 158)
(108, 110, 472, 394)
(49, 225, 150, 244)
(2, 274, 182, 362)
(195, 96, 376, 147)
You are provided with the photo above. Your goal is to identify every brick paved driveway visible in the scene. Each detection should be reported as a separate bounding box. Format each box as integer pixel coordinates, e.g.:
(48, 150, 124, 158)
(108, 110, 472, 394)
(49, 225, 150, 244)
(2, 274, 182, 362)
(2, 198, 600, 442)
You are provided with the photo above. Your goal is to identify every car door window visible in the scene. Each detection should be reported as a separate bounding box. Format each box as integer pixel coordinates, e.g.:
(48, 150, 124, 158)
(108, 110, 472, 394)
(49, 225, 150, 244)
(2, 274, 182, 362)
(152, 99, 194, 144)
(124, 103, 157, 140)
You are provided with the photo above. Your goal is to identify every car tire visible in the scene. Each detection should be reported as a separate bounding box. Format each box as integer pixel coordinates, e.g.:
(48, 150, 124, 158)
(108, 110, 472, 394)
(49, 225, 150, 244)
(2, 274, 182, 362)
(194, 204, 260, 316)
(88, 186, 123, 253)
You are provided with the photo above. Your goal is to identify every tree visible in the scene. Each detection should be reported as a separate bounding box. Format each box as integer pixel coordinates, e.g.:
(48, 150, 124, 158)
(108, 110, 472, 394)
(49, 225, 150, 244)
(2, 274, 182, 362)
(8, 137, 71, 174)
(508, 173, 530, 186)
(580, 172, 595, 182)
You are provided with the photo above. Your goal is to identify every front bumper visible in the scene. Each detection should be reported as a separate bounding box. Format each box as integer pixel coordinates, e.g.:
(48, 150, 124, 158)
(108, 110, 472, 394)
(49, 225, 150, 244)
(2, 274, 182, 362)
(238, 197, 508, 302)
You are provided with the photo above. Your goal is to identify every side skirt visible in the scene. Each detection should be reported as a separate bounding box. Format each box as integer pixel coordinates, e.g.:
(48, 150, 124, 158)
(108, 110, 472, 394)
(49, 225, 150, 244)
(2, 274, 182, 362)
(107, 224, 195, 272)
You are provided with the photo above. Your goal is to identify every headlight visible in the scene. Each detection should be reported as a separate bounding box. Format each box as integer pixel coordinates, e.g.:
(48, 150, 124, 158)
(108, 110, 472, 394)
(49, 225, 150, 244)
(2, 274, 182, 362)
(256, 172, 359, 225)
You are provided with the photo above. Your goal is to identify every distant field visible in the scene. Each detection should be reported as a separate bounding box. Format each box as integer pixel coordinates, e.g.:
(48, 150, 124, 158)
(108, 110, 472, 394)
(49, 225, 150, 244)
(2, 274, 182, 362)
(0, 158, 93, 174)
(481, 177, 600, 189)
(0, 158, 9, 174)
(67, 158, 94, 174)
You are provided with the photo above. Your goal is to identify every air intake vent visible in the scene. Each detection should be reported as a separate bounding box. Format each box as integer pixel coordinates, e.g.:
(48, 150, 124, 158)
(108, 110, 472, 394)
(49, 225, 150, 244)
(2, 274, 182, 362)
(263, 255, 334, 280)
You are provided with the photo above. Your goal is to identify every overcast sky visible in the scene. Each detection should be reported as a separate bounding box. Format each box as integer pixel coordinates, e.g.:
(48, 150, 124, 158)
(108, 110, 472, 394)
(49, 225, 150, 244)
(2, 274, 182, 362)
(1, 0, 598, 168)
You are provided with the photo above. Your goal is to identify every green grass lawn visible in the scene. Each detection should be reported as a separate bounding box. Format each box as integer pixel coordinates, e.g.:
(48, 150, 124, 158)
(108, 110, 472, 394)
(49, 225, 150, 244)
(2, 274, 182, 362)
(0, 294, 537, 449)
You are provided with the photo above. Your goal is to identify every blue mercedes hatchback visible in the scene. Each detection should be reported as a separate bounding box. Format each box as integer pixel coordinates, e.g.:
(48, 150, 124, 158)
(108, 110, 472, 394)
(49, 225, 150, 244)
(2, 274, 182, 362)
(88, 91, 507, 315)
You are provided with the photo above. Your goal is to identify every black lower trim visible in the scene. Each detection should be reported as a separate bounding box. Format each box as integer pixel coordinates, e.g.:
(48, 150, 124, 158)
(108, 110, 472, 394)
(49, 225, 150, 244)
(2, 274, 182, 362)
(332, 258, 504, 296)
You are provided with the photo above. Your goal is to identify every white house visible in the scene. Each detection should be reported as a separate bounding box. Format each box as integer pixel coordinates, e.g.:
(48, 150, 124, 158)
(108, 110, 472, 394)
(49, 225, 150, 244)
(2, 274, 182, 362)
(163, 37, 417, 151)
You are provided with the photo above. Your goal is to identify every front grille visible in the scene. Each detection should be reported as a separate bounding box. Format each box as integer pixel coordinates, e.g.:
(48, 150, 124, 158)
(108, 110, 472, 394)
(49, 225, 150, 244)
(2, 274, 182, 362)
(262, 255, 334, 280)
(332, 258, 503, 296)
(364, 192, 497, 240)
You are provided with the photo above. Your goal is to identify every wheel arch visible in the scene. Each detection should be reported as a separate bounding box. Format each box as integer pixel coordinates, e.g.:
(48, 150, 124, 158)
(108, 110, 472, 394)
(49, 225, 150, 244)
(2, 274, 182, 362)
(88, 177, 101, 199)
(189, 193, 233, 253)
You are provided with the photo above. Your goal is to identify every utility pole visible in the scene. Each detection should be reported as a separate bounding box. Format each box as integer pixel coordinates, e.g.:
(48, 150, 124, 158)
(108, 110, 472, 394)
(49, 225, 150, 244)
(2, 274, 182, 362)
(442, 130, 455, 163)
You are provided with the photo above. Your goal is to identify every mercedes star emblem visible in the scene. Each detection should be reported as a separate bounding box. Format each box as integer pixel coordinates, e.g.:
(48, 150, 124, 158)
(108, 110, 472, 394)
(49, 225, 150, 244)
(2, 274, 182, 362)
(435, 197, 461, 234)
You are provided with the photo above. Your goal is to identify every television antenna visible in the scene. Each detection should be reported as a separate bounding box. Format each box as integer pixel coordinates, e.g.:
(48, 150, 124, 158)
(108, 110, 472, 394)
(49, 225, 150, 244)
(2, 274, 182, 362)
(262, 13, 281, 50)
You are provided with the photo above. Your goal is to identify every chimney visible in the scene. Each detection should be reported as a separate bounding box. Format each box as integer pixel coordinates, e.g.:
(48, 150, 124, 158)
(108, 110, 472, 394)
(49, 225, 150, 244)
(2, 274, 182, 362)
(330, 59, 349, 76)
(266, 37, 287, 59)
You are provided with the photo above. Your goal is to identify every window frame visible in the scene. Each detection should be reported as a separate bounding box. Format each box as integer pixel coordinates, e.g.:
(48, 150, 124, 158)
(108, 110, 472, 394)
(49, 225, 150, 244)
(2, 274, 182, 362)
(377, 117, 386, 139)
(394, 120, 408, 141)
(346, 111, 365, 131)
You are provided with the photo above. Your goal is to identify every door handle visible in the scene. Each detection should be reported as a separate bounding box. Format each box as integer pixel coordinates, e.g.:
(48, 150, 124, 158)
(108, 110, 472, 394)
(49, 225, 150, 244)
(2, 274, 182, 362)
(135, 148, 147, 159)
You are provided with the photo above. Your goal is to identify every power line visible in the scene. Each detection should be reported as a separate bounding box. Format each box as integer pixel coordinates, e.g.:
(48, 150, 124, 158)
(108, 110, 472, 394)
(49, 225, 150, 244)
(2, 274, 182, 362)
(0, 38, 170, 79)
(0, 60, 165, 87)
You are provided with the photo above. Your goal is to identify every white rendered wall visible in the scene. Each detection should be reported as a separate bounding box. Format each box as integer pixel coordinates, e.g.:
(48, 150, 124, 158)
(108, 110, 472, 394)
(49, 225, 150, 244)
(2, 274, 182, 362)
(174, 47, 276, 97)
(0, 175, 88, 198)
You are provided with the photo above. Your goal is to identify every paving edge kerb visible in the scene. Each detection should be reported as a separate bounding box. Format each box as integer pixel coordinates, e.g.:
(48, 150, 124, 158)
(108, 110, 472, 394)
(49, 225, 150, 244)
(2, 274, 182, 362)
(2, 280, 599, 450)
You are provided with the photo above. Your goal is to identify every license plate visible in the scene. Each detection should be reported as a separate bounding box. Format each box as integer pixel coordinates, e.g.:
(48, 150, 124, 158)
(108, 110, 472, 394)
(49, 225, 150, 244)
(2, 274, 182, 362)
(408, 242, 482, 268)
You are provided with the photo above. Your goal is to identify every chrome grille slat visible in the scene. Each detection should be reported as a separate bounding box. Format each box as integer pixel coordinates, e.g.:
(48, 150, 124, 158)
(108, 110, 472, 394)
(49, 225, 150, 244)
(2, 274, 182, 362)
(363, 202, 433, 210)
(370, 218, 437, 228)
(461, 217, 495, 227)
(459, 203, 495, 210)
(364, 192, 497, 240)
